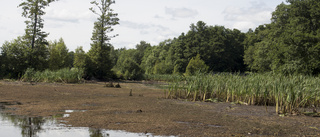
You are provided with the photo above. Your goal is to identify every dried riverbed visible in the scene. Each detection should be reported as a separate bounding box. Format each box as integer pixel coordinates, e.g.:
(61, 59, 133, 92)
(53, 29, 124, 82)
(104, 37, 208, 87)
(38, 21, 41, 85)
(0, 81, 320, 136)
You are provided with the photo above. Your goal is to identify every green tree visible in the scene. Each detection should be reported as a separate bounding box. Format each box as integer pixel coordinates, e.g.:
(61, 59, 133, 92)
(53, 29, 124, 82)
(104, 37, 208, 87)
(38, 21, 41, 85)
(87, 0, 119, 79)
(19, 0, 56, 69)
(73, 46, 87, 69)
(140, 46, 158, 74)
(1, 37, 30, 78)
(185, 54, 209, 76)
(114, 49, 144, 80)
(48, 38, 69, 70)
(122, 58, 144, 80)
(169, 21, 246, 73)
(134, 41, 151, 65)
(244, 0, 320, 75)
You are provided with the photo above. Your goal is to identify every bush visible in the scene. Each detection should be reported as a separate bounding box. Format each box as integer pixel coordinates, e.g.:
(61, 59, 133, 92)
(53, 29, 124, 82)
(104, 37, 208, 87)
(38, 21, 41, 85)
(21, 68, 84, 83)
(185, 54, 209, 76)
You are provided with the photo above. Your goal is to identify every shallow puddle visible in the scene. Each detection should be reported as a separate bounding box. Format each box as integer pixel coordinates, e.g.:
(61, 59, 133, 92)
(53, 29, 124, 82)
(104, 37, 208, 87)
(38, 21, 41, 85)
(0, 103, 170, 137)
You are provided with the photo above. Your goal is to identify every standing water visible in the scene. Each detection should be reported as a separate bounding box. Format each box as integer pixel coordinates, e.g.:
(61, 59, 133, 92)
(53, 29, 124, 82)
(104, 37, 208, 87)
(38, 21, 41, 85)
(0, 102, 169, 137)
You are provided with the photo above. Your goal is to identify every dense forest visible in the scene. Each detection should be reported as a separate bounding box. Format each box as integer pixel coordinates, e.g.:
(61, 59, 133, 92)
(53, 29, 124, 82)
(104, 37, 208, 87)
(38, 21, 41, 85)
(1, 0, 320, 80)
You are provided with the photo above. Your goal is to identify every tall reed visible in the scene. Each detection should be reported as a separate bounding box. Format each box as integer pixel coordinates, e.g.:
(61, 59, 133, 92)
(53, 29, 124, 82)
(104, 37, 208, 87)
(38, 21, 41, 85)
(159, 72, 320, 114)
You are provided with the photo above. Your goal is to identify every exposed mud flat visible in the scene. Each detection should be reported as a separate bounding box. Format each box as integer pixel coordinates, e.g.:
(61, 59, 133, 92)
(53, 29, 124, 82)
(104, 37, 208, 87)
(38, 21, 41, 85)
(0, 81, 320, 136)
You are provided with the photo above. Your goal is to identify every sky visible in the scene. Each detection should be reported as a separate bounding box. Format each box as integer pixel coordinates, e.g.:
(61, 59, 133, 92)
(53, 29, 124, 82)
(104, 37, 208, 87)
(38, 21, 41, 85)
(0, 0, 286, 52)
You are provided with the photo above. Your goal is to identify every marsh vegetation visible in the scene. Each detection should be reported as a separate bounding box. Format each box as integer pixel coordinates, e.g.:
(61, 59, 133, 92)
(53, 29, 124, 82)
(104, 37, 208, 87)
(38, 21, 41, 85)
(157, 73, 320, 115)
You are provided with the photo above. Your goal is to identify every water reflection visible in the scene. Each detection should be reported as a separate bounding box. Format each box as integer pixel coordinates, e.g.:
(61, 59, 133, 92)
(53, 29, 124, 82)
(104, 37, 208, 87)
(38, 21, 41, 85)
(89, 128, 109, 137)
(13, 116, 44, 137)
(0, 107, 166, 137)
(0, 112, 113, 137)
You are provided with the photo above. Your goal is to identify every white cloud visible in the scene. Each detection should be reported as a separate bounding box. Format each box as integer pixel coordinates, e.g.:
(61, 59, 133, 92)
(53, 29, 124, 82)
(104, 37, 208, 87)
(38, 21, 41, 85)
(154, 14, 164, 19)
(165, 7, 198, 18)
(111, 20, 178, 49)
(223, 1, 274, 31)
(232, 22, 256, 31)
(45, 8, 94, 23)
(120, 21, 175, 36)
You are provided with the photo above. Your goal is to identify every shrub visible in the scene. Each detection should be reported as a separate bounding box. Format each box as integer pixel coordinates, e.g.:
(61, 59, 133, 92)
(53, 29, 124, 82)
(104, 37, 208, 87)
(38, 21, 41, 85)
(21, 68, 84, 83)
(185, 54, 209, 76)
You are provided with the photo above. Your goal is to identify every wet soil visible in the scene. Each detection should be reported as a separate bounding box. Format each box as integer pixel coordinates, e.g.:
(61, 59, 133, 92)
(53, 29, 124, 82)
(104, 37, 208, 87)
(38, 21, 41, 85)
(0, 81, 320, 136)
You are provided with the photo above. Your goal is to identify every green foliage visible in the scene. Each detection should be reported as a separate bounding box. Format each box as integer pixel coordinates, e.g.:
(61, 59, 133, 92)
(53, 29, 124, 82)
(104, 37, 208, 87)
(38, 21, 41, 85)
(185, 54, 209, 76)
(48, 38, 70, 70)
(67, 51, 75, 68)
(19, 0, 56, 48)
(153, 61, 172, 75)
(135, 41, 151, 65)
(87, 44, 113, 79)
(4, 0, 320, 81)
(114, 49, 144, 80)
(19, 0, 56, 70)
(244, 0, 320, 75)
(21, 68, 84, 83)
(122, 58, 144, 80)
(179, 22, 246, 72)
(140, 21, 246, 75)
(164, 72, 320, 114)
(1, 37, 31, 78)
(88, 0, 119, 79)
(73, 46, 87, 69)
(109, 46, 121, 67)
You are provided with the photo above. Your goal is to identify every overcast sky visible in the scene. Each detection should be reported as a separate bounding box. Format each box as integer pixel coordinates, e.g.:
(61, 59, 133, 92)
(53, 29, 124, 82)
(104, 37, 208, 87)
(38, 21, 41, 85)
(0, 0, 285, 52)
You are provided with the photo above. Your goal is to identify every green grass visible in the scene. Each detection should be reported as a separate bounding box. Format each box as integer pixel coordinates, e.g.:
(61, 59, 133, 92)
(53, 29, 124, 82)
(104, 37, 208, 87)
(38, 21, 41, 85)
(21, 68, 84, 83)
(148, 73, 320, 114)
(144, 74, 183, 82)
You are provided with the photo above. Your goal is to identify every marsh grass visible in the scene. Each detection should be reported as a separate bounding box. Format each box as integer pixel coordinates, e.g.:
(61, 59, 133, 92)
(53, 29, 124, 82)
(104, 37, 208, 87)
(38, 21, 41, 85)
(21, 68, 84, 83)
(149, 73, 320, 114)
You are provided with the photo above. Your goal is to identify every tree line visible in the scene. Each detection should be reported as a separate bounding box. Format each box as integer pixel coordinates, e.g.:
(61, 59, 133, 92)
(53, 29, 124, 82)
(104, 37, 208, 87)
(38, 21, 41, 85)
(0, 0, 118, 79)
(1, 0, 320, 80)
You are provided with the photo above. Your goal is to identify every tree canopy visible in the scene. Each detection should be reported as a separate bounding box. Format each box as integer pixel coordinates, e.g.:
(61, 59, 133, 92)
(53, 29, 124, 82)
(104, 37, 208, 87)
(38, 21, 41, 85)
(244, 0, 320, 75)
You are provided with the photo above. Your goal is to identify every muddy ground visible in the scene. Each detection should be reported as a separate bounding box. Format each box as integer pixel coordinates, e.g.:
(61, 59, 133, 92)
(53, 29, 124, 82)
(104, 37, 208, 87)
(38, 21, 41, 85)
(0, 81, 320, 137)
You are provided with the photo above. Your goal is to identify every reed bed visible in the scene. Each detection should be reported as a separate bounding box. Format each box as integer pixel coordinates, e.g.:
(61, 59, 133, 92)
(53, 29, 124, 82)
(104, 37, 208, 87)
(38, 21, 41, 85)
(144, 74, 182, 82)
(158, 73, 320, 114)
(21, 68, 84, 83)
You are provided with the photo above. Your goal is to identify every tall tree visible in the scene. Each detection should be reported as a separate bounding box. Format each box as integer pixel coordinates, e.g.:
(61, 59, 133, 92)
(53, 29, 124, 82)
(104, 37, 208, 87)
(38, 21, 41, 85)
(88, 0, 119, 79)
(19, 0, 56, 69)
